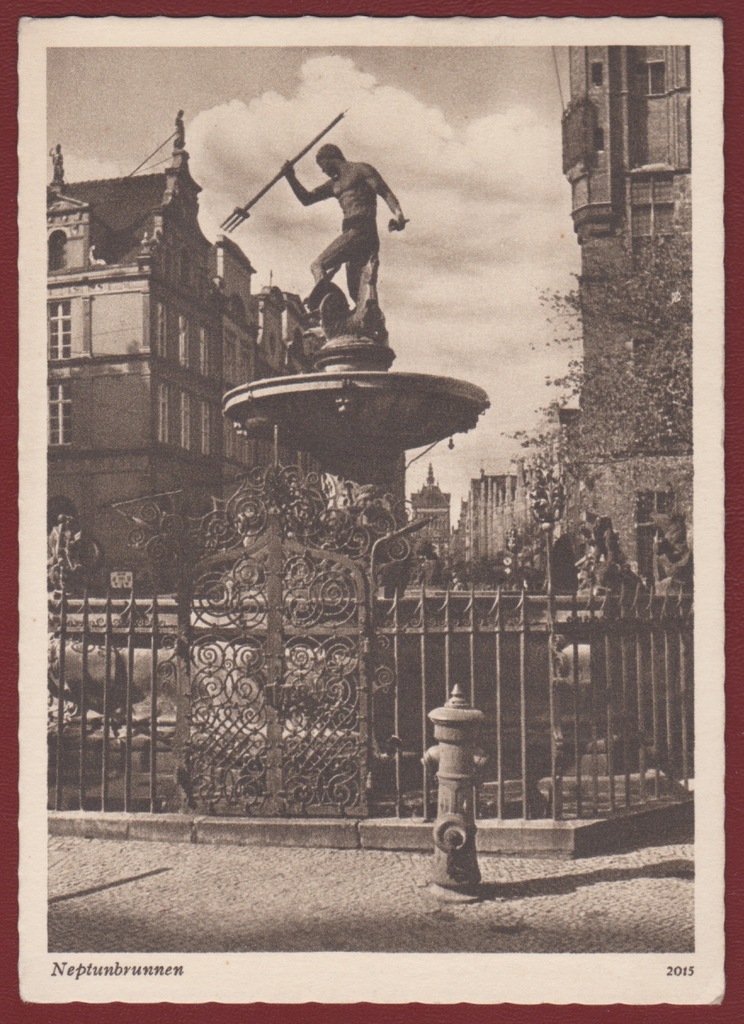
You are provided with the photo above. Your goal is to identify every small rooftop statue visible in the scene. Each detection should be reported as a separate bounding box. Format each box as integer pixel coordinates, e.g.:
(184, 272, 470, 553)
(49, 143, 65, 188)
(174, 110, 186, 151)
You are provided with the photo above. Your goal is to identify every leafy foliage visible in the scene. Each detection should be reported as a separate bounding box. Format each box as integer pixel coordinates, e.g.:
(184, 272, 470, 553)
(516, 236, 692, 468)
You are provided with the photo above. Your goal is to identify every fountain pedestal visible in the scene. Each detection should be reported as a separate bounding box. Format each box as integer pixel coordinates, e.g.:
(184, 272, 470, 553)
(223, 283, 489, 489)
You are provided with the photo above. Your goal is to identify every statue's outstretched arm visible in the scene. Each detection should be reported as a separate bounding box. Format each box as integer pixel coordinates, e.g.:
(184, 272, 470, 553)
(283, 164, 334, 206)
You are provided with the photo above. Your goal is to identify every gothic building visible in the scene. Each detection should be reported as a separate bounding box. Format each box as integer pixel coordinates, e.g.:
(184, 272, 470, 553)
(561, 45, 692, 582)
(410, 464, 451, 558)
(450, 467, 529, 564)
(47, 120, 310, 589)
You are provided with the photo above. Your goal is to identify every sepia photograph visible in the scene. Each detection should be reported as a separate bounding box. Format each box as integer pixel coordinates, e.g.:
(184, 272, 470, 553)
(18, 15, 724, 1004)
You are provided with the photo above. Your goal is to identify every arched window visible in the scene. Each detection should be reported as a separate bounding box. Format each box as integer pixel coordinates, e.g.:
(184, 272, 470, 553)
(48, 230, 67, 272)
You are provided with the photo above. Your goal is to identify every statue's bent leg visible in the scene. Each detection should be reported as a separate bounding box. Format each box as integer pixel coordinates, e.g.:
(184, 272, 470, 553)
(312, 230, 355, 283)
(307, 229, 357, 311)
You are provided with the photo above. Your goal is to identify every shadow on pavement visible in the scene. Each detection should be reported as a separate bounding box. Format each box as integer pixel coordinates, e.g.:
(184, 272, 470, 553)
(49, 867, 172, 905)
(475, 858, 693, 902)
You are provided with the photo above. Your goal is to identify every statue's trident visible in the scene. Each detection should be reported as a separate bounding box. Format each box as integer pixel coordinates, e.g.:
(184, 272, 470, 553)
(220, 110, 347, 233)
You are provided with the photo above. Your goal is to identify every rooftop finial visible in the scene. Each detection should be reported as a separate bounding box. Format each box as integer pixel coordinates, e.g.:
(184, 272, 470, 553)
(174, 110, 185, 151)
(426, 463, 435, 487)
(49, 143, 64, 188)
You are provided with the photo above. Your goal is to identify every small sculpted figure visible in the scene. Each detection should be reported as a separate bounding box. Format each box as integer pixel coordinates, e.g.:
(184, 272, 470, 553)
(174, 110, 186, 150)
(654, 514, 693, 592)
(47, 515, 82, 589)
(50, 143, 65, 187)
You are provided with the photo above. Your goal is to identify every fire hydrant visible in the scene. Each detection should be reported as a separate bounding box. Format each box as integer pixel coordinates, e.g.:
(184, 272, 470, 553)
(424, 684, 484, 894)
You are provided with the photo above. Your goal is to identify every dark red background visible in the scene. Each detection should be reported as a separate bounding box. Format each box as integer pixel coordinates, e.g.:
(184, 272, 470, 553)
(4, 1, 739, 1019)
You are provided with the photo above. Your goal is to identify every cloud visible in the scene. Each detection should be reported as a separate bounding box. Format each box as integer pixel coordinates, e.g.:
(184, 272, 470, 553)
(184, 53, 579, 506)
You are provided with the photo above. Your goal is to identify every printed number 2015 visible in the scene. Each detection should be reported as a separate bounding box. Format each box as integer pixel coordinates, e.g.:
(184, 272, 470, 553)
(667, 966, 694, 976)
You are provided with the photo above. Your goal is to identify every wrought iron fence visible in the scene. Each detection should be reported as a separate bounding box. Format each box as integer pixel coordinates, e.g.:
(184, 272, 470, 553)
(47, 463, 694, 823)
(369, 584, 693, 821)
(48, 582, 693, 821)
(47, 590, 181, 812)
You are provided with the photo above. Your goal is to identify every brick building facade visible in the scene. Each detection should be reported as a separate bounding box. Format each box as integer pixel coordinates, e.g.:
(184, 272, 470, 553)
(561, 45, 692, 582)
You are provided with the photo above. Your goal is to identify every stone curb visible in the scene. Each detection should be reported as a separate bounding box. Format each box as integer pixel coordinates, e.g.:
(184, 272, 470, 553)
(48, 799, 692, 858)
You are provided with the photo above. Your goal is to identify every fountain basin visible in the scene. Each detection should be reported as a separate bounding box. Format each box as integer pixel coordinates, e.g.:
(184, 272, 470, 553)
(223, 371, 490, 460)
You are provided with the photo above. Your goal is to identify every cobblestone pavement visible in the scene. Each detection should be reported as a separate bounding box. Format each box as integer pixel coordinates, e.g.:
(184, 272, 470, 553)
(48, 836, 694, 954)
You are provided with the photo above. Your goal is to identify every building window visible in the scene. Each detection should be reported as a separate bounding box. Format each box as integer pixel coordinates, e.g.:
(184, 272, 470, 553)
(48, 382, 72, 445)
(236, 337, 248, 381)
(593, 127, 605, 152)
(223, 332, 230, 382)
(631, 176, 675, 238)
(200, 401, 211, 455)
(48, 231, 67, 272)
(645, 61, 666, 96)
(637, 489, 675, 523)
(199, 327, 209, 376)
(230, 295, 246, 323)
(234, 334, 243, 381)
(155, 302, 166, 356)
(48, 300, 72, 359)
(180, 392, 191, 450)
(178, 315, 189, 367)
(224, 329, 242, 383)
(157, 383, 170, 443)
(591, 62, 604, 87)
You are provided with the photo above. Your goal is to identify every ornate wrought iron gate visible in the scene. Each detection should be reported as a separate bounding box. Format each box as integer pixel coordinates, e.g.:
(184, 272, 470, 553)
(115, 465, 412, 818)
(187, 521, 369, 816)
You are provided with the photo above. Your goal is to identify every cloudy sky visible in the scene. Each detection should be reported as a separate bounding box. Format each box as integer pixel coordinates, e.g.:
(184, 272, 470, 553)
(47, 45, 580, 509)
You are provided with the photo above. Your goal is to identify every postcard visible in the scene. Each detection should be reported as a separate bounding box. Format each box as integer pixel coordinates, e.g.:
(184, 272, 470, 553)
(18, 15, 724, 1004)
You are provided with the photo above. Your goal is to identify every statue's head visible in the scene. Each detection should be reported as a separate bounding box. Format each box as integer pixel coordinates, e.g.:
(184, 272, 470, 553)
(316, 144, 344, 177)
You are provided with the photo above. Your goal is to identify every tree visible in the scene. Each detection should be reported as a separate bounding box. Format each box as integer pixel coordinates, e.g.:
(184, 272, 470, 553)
(515, 235, 692, 470)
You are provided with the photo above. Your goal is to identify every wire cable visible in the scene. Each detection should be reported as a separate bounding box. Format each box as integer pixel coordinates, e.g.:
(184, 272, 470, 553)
(552, 47, 566, 112)
(132, 154, 174, 175)
(126, 131, 177, 179)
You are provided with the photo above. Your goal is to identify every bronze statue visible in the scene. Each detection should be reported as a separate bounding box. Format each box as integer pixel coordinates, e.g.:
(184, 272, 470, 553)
(282, 144, 407, 311)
